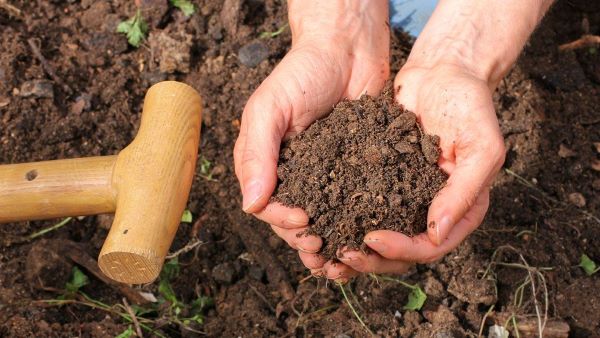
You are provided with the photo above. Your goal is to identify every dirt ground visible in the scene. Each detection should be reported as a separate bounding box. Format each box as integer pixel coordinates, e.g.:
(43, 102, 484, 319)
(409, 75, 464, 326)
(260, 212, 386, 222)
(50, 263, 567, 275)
(0, 0, 599, 337)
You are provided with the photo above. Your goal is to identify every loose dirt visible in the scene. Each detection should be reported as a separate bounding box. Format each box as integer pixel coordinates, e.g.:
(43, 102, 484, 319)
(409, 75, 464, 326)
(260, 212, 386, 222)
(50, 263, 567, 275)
(274, 88, 447, 259)
(0, 0, 599, 337)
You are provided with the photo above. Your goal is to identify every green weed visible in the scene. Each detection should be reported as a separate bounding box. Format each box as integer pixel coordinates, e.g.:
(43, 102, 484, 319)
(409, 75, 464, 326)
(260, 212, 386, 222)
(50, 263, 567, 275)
(117, 9, 148, 48)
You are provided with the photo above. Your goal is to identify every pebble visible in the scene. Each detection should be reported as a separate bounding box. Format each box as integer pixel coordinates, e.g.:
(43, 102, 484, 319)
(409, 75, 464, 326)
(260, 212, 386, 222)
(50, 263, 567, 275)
(568, 192, 586, 208)
(238, 41, 269, 68)
(19, 80, 54, 99)
(558, 144, 577, 158)
(0, 96, 9, 108)
(592, 179, 600, 191)
(212, 262, 236, 284)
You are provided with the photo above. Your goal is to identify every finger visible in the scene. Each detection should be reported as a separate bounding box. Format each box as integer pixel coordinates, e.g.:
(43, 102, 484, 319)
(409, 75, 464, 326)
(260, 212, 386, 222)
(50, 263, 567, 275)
(253, 202, 309, 228)
(238, 91, 288, 213)
(322, 260, 359, 280)
(299, 251, 327, 270)
(269, 225, 322, 253)
(426, 128, 505, 245)
(337, 249, 412, 274)
(365, 189, 489, 263)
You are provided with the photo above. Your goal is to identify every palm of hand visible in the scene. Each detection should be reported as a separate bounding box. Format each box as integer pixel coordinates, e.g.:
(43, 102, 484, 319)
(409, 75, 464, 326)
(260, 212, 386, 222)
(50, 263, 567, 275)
(318, 65, 506, 280)
(233, 37, 389, 261)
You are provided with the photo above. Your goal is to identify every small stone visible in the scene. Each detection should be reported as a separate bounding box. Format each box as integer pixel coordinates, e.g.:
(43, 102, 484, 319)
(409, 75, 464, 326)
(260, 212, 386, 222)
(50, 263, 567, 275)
(568, 192, 586, 207)
(212, 262, 236, 284)
(394, 310, 402, 318)
(594, 142, 600, 153)
(0, 96, 9, 107)
(70, 94, 91, 114)
(558, 144, 576, 158)
(19, 80, 54, 99)
(592, 179, 600, 191)
(238, 41, 269, 68)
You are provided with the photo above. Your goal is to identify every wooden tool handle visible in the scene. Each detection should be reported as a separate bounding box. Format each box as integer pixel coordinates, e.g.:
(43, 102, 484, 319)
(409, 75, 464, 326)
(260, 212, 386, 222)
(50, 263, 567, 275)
(98, 81, 202, 284)
(0, 81, 202, 284)
(0, 156, 117, 222)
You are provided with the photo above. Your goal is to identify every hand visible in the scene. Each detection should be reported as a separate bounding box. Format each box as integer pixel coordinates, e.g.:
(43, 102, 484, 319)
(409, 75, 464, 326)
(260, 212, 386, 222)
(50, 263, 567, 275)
(322, 63, 506, 280)
(233, 0, 390, 277)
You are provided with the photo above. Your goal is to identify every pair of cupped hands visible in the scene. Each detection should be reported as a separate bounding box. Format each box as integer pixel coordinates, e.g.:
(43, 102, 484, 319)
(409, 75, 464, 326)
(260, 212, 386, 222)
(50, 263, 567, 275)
(233, 3, 505, 282)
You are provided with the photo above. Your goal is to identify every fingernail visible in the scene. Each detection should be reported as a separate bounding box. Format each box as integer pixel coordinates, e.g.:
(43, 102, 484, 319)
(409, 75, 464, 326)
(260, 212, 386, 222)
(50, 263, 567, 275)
(364, 237, 387, 253)
(437, 216, 452, 244)
(242, 180, 263, 212)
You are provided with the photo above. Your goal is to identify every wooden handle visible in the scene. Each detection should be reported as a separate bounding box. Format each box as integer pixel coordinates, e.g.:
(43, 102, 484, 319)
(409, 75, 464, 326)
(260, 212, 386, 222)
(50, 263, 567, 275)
(0, 156, 117, 222)
(98, 81, 202, 284)
(0, 81, 202, 284)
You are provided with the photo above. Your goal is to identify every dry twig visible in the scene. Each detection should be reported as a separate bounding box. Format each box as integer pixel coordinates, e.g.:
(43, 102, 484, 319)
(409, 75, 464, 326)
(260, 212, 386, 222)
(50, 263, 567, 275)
(122, 297, 144, 338)
(27, 38, 73, 95)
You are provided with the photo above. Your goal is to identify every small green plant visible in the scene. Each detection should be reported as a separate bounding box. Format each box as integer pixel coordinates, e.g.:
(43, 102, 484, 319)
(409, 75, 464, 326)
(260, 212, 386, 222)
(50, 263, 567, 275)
(199, 156, 214, 181)
(579, 254, 600, 276)
(117, 9, 148, 48)
(170, 0, 195, 16)
(259, 23, 289, 39)
(59, 266, 89, 300)
(158, 257, 213, 325)
(115, 325, 135, 338)
(181, 209, 193, 223)
(375, 275, 427, 311)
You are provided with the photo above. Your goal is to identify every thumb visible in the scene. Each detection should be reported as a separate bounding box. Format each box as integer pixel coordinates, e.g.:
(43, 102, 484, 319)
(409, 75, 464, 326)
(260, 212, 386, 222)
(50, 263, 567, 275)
(427, 133, 505, 245)
(236, 89, 289, 213)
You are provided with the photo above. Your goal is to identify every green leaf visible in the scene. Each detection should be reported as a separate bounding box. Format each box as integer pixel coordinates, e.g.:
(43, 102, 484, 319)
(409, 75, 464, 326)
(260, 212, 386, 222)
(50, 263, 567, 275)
(115, 325, 135, 338)
(191, 295, 213, 314)
(160, 257, 180, 280)
(170, 0, 195, 16)
(579, 254, 600, 276)
(259, 23, 289, 39)
(116, 9, 148, 48)
(199, 157, 213, 180)
(181, 209, 193, 223)
(403, 285, 427, 311)
(66, 266, 89, 294)
(159, 279, 178, 304)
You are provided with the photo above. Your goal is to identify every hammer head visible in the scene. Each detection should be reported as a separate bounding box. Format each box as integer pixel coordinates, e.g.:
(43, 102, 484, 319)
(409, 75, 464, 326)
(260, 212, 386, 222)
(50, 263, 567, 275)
(98, 81, 202, 284)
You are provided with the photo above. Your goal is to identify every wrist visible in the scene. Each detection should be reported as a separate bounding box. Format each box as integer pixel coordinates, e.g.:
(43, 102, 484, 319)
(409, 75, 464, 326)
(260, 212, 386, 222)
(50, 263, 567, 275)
(288, 0, 389, 49)
(404, 0, 554, 90)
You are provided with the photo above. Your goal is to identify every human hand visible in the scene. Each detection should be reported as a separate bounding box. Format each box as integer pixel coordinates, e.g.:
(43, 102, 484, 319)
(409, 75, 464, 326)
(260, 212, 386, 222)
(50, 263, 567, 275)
(233, 0, 390, 275)
(322, 63, 506, 280)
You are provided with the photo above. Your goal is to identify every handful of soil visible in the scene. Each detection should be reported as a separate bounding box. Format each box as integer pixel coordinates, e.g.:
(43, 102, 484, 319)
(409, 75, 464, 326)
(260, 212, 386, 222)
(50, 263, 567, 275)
(272, 87, 448, 260)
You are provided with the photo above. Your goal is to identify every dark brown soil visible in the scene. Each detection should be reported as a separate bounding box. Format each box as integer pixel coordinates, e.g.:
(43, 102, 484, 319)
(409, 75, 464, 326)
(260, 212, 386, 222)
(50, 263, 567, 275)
(0, 0, 599, 337)
(274, 89, 447, 259)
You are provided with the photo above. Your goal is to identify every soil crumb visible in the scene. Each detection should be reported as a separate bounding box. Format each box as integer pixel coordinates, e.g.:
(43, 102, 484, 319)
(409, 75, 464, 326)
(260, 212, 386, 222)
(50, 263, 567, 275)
(273, 86, 448, 259)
